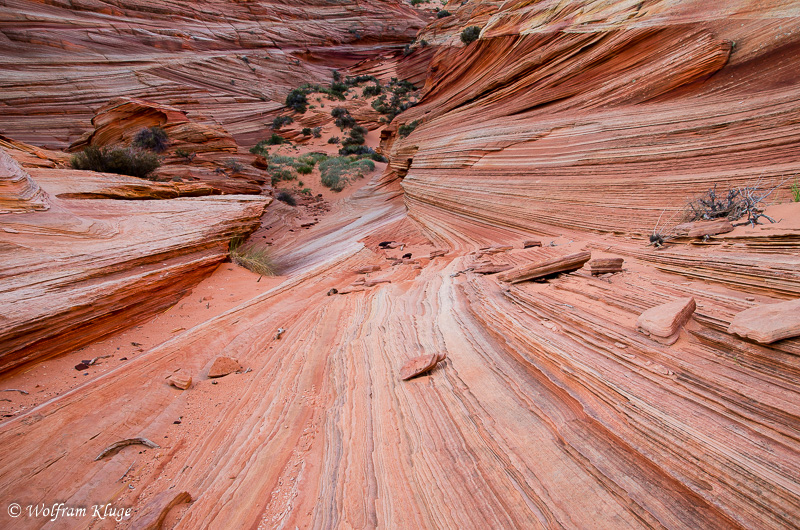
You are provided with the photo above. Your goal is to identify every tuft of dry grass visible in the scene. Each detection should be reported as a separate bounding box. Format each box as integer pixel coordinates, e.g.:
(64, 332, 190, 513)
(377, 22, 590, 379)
(229, 238, 276, 276)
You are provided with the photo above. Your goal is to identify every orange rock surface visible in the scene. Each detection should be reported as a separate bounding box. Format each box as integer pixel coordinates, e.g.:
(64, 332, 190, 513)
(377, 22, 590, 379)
(1, 0, 800, 529)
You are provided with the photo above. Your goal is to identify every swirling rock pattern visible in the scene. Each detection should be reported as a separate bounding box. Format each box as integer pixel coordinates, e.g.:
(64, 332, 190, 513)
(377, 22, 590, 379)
(1, 0, 800, 529)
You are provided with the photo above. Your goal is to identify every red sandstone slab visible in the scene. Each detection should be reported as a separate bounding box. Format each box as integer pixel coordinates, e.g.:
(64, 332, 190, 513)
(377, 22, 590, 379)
(498, 251, 591, 283)
(400, 354, 440, 380)
(728, 298, 800, 344)
(208, 357, 241, 378)
(637, 297, 696, 338)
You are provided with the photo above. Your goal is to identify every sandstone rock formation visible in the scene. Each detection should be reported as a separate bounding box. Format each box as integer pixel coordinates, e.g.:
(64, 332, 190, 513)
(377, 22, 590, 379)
(0, 0, 427, 148)
(0, 149, 49, 213)
(0, 150, 269, 373)
(1, 0, 800, 529)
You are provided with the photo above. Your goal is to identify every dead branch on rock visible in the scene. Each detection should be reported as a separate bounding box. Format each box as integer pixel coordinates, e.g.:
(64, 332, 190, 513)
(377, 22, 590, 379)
(685, 179, 785, 228)
(2, 389, 28, 395)
(95, 438, 160, 461)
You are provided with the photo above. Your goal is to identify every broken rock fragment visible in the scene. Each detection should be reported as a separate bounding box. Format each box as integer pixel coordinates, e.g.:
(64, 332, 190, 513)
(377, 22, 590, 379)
(674, 219, 734, 238)
(728, 298, 800, 344)
(637, 297, 696, 341)
(168, 374, 192, 390)
(400, 353, 443, 380)
(522, 239, 542, 248)
(589, 258, 624, 275)
(498, 251, 591, 283)
(130, 490, 192, 530)
(208, 357, 241, 378)
(354, 265, 381, 274)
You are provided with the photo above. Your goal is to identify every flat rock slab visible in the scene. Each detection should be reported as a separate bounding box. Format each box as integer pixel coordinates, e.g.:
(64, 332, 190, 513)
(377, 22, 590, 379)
(354, 265, 381, 274)
(208, 357, 241, 378)
(130, 490, 192, 530)
(728, 298, 800, 343)
(472, 263, 514, 274)
(590, 257, 624, 275)
(400, 354, 441, 380)
(637, 297, 696, 338)
(675, 219, 734, 238)
(498, 251, 591, 283)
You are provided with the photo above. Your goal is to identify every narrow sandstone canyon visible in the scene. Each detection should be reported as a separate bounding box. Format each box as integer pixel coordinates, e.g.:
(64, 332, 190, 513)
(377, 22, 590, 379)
(1, 0, 800, 529)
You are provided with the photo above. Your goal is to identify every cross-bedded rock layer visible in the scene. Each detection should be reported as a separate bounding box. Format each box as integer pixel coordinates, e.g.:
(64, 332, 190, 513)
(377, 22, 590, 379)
(1, 1, 799, 529)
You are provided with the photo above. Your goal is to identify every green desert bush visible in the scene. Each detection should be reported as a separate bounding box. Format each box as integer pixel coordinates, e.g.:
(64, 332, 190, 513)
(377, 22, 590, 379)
(272, 115, 294, 129)
(461, 26, 481, 45)
(266, 133, 287, 145)
(437, 9, 451, 18)
(398, 120, 419, 137)
(71, 146, 160, 179)
(792, 179, 800, 202)
(132, 126, 168, 153)
(362, 84, 382, 97)
(229, 238, 276, 276)
(286, 89, 309, 113)
(319, 156, 375, 192)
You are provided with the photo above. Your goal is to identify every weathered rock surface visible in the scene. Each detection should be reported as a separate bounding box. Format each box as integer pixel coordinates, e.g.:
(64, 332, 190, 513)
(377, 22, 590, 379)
(728, 298, 800, 344)
(637, 297, 697, 339)
(0, 149, 49, 213)
(0, 154, 269, 373)
(1, 1, 800, 530)
(130, 491, 192, 530)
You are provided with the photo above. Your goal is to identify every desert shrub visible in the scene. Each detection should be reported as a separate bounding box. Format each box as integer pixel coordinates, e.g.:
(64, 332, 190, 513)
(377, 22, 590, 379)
(319, 156, 375, 192)
(266, 133, 287, 145)
(229, 238, 276, 276)
(300, 187, 312, 195)
(132, 126, 169, 153)
(437, 9, 451, 18)
(71, 146, 160, 179)
(792, 179, 800, 202)
(312, 126, 322, 138)
(276, 190, 297, 206)
(250, 140, 270, 157)
(362, 84, 382, 98)
(420, 39, 429, 47)
(225, 158, 244, 174)
(403, 44, 413, 56)
(175, 147, 194, 160)
(296, 164, 313, 175)
(410, 0, 424, 5)
(339, 145, 370, 156)
(331, 107, 357, 130)
(398, 120, 419, 137)
(301, 127, 312, 136)
(272, 115, 294, 129)
(461, 26, 481, 45)
(328, 136, 341, 144)
(342, 125, 368, 147)
(299, 152, 328, 166)
(286, 89, 309, 113)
